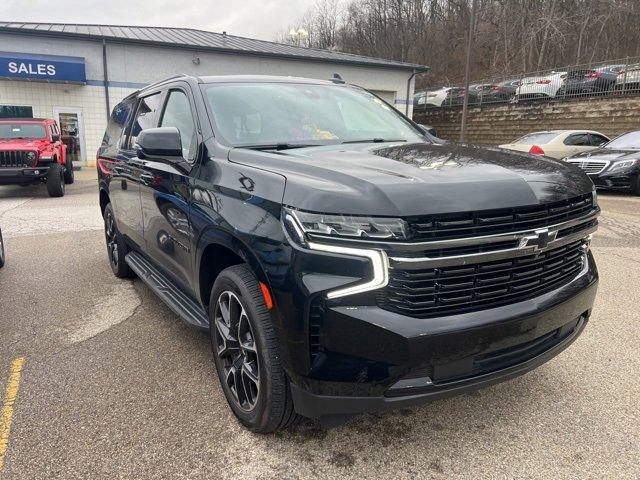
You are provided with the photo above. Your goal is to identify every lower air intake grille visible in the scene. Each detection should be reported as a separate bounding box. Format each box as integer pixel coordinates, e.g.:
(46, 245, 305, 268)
(378, 239, 587, 318)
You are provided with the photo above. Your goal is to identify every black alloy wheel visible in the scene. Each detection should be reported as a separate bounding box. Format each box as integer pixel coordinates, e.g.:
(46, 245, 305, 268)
(103, 203, 132, 278)
(214, 290, 261, 411)
(209, 264, 299, 432)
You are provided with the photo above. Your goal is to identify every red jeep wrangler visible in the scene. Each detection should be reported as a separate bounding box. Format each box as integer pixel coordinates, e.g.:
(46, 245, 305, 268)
(0, 118, 74, 197)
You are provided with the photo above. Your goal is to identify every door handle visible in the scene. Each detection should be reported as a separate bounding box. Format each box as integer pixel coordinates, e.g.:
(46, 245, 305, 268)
(140, 173, 155, 185)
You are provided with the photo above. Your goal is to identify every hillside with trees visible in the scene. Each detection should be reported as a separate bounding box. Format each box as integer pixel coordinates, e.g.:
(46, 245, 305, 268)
(278, 0, 640, 88)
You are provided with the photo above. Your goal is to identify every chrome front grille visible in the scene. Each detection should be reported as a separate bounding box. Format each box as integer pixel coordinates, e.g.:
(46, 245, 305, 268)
(0, 150, 36, 168)
(567, 160, 608, 174)
(373, 194, 599, 318)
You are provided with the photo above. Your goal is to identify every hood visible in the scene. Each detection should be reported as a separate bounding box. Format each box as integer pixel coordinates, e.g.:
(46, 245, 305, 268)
(569, 147, 640, 162)
(0, 138, 49, 151)
(228, 142, 594, 216)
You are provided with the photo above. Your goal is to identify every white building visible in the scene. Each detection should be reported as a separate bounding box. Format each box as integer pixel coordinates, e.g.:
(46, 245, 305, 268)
(0, 22, 427, 166)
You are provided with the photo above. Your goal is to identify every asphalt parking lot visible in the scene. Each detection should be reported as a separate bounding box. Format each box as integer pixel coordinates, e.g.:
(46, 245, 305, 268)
(0, 171, 638, 479)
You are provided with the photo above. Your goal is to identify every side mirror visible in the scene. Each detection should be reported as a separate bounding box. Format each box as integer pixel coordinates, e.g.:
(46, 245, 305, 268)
(51, 133, 60, 142)
(135, 127, 183, 159)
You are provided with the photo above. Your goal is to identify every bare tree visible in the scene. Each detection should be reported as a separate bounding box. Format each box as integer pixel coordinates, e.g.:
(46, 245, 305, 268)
(277, 0, 640, 88)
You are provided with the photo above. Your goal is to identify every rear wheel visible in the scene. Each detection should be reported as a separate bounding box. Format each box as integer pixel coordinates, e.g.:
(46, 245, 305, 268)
(209, 264, 299, 433)
(632, 176, 640, 196)
(46, 163, 65, 197)
(63, 158, 74, 184)
(104, 203, 133, 278)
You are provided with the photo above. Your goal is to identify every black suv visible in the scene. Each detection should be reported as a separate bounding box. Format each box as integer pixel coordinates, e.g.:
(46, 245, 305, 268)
(97, 74, 599, 432)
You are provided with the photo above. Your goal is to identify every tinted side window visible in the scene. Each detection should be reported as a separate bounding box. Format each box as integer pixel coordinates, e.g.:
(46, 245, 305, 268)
(102, 100, 135, 148)
(127, 93, 162, 149)
(590, 134, 609, 146)
(564, 134, 590, 146)
(160, 90, 196, 160)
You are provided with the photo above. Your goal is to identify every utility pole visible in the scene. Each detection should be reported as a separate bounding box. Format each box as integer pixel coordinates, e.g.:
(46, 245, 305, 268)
(459, 0, 477, 143)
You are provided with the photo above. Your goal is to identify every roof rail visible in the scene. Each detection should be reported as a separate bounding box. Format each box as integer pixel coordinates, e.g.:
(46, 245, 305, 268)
(141, 73, 190, 90)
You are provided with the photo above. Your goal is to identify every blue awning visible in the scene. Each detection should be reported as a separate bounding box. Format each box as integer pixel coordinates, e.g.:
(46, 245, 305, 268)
(0, 51, 86, 84)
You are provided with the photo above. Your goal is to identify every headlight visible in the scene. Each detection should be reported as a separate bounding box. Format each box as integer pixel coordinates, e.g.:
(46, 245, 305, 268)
(418, 97, 426, 104)
(282, 208, 392, 299)
(592, 186, 598, 207)
(26, 151, 37, 161)
(285, 208, 409, 241)
(608, 159, 638, 172)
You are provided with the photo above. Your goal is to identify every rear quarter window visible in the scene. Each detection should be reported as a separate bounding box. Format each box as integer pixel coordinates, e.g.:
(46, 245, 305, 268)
(564, 134, 590, 146)
(102, 100, 135, 148)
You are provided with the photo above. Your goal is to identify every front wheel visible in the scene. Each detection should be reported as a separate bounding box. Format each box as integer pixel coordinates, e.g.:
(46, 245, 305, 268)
(209, 264, 299, 433)
(46, 163, 65, 197)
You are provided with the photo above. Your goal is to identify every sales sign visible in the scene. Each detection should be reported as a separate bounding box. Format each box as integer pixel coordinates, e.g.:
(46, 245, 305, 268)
(0, 51, 86, 84)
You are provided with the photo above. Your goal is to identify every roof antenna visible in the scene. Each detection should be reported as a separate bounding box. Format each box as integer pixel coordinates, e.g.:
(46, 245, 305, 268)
(330, 73, 345, 84)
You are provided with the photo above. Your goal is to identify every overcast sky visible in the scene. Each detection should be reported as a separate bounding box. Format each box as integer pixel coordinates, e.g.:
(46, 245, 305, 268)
(3, 0, 317, 41)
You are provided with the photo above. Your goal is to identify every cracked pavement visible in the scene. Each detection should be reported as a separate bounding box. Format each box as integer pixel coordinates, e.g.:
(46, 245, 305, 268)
(0, 172, 638, 479)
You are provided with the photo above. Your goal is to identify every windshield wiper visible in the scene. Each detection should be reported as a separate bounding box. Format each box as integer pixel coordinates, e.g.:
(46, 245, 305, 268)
(239, 143, 324, 151)
(341, 138, 407, 144)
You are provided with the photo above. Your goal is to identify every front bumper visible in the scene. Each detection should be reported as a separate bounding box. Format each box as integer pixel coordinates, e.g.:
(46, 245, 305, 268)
(288, 253, 598, 420)
(590, 172, 638, 190)
(0, 166, 49, 185)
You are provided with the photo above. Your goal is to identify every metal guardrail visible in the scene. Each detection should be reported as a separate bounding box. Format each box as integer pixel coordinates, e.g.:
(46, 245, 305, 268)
(414, 56, 640, 109)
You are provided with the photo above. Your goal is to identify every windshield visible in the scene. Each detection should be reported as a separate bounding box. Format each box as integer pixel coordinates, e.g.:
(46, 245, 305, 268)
(514, 132, 559, 145)
(0, 123, 47, 139)
(202, 82, 425, 147)
(603, 131, 640, 150)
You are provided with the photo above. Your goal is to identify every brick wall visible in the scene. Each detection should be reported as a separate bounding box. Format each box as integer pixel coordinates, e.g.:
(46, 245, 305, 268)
(414, 96, 640, 146)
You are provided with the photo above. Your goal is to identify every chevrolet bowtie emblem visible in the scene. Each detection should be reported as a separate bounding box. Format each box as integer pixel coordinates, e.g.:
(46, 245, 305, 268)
(523, 228, 558, 251)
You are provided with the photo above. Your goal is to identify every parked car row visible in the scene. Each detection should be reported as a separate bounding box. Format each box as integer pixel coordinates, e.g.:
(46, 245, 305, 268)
(499, 129, 640, 195)
(414, 63, 640, 108)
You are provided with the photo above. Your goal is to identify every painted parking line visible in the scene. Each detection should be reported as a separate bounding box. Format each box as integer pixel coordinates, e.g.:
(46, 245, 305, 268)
(0, 358, 26, 478)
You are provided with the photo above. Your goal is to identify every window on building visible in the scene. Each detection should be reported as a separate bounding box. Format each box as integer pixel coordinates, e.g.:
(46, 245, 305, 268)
(127, 93, 161, 149)
(160, 90, 196, 160)
(0, 105, 34, 119)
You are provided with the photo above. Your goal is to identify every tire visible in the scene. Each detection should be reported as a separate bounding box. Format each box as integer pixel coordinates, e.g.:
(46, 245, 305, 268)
(63, 158, 74, 184)
(209, 264, 299, 433)
(0, 229, 5, 269)
(103, 203, 133, 278)
(632, 176, 640, 196)
(46, 163, 65, 197)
